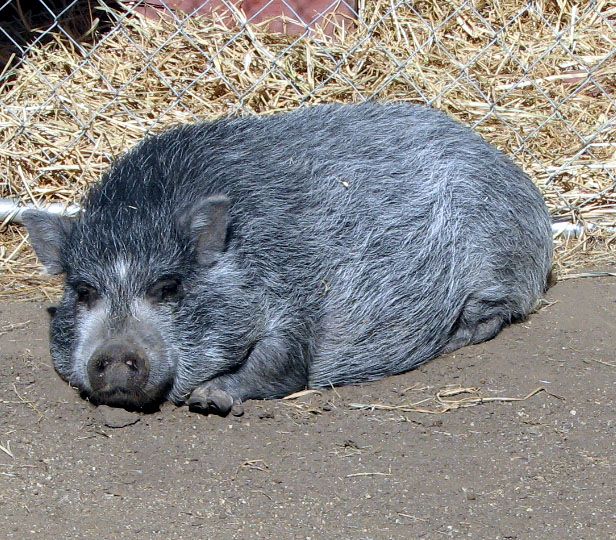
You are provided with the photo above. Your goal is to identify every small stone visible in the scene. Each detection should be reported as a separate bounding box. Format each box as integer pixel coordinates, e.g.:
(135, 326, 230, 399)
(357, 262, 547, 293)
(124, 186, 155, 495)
(97, 405, 141, 428)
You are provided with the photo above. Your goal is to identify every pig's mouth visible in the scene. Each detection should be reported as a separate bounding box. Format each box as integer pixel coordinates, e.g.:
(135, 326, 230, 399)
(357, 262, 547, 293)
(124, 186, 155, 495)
(85, 384, 169, 412)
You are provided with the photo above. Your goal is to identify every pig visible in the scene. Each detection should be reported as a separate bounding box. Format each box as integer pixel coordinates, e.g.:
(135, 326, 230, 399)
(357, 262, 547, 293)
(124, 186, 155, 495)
(22, 102, 553, 414)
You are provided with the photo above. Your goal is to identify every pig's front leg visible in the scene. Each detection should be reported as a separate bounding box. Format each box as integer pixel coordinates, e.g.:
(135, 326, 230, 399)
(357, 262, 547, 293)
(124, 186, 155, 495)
(186, 334, 308, 416)
(187, 385, 242, 416)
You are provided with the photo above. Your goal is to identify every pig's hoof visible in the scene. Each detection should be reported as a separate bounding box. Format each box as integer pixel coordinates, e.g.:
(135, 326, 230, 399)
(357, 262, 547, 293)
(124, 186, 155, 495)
(187, 386, 235, 416)
(230, 399, 244, 417)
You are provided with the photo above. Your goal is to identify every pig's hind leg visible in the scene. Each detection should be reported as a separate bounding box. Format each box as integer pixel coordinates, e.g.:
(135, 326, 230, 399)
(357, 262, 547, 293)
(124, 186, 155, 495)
(441, 293, 513, 355)
(441, 316, 504, 354)
(187, 334, 308, 416)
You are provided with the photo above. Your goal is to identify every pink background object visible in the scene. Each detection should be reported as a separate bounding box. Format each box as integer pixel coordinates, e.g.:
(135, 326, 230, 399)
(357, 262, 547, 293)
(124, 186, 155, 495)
(129, 0, 358, 36)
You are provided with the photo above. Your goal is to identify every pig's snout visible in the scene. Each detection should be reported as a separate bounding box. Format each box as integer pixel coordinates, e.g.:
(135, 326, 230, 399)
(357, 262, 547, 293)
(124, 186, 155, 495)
(87, 342, 150, 407)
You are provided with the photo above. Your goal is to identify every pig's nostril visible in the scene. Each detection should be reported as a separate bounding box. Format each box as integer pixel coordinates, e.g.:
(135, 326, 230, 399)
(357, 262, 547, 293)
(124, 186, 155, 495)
(124, 358, 138, 371)
(88, 345, 150, 393)
(92, 353, 141, 372)
(93, 356, 111, 374)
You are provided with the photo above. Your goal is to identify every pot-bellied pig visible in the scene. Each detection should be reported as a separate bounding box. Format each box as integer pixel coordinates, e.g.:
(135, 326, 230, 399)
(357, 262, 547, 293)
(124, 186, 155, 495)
(23, 103, 553, 414)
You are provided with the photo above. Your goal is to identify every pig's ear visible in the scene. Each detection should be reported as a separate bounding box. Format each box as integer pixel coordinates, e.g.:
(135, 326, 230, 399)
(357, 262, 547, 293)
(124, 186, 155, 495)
(21, 210, 73, 275)
(181, 195, 230, 266)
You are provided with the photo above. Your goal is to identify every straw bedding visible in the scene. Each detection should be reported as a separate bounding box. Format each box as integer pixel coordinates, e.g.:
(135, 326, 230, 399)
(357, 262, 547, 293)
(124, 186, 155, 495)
(0, 0, 614, 300)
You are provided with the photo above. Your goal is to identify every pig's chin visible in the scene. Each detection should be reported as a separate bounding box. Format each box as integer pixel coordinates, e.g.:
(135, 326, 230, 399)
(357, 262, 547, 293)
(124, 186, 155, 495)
(85, 384, 169, 412)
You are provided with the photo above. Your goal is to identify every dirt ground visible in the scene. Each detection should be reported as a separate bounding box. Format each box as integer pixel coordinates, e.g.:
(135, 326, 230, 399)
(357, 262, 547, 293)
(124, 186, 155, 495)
(1, 275, 614, 539)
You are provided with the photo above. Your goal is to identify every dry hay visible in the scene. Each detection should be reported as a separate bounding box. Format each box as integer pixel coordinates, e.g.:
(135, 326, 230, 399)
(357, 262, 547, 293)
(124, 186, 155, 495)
(348, 384, 561, 415)
(1, 0, 615, 300)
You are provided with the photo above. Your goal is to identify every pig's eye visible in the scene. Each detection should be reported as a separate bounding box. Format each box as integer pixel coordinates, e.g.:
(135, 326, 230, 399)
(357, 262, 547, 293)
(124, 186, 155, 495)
(147, 277, 182, 303)
(75, 284, 99, 307)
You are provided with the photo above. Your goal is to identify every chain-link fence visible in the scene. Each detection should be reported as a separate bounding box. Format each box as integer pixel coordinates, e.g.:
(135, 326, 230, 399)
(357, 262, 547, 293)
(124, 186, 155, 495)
(1, 0, 615, 297)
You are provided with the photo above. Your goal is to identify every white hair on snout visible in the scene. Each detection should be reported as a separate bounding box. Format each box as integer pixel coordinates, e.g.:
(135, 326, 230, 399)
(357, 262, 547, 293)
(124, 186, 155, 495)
(129, 297, 178, 395)
(70, 298, 110, 392)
